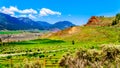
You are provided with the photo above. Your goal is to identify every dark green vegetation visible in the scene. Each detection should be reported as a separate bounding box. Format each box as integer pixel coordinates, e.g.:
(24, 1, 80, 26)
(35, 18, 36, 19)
(6, 39, 65, 45)
(112, 13, 120, 26)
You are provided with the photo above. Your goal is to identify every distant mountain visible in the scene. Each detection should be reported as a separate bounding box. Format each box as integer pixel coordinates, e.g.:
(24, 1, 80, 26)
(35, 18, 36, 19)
(0, 13, 45, 30)
(52, 21, 75, 30)
(0, 12, 30, 30)
(18, 17, 44, 30)
(36, 21, 52, 30)
(0, 12, 75, 30)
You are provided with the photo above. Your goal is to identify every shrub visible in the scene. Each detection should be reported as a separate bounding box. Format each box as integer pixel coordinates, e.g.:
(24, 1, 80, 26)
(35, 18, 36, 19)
(6, 55, 12, 59)
(53, 54, 56, 56)
(33, 60, 42, 68)
(59, 44, 120, 68)
(33, 52, 38, 57)
(39, 54, 45, 58)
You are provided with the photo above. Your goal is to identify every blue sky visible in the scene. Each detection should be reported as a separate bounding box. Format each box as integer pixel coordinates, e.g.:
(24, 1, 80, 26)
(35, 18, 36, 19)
(0, 0, 120, 25)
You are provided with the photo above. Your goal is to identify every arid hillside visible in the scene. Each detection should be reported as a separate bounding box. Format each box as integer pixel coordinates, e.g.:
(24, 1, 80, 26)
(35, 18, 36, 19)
(85, 16, 115, 26)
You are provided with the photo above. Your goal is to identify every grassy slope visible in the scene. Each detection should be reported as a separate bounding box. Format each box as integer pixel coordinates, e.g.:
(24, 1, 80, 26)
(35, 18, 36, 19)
(97, 17, 115, 26)
(42, 16, 117, 44)
(43, 26, 120, 45)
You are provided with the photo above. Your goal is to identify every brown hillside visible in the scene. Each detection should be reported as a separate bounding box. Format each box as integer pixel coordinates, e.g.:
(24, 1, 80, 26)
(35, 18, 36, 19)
(85, 16, 115, 26)
(85, 16, 100, 26)
(52, 26, 80, 36)
(41, 26, 81, 39)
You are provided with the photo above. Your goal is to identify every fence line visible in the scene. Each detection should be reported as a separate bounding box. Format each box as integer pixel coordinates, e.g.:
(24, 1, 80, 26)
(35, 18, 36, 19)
(0, 58, 60, 68)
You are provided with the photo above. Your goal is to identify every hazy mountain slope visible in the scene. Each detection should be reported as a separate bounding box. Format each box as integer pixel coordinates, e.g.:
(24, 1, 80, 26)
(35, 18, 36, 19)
(0, 12, 75, 30)
(18, 17, 44, 30)
(0, 13, 29, 30)
(36, 21, 52, 30)
(51, 21, 75, 30)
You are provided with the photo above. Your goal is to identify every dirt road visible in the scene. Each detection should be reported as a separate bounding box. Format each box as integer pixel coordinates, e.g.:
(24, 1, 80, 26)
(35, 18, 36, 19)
(0, 33, 42, 42)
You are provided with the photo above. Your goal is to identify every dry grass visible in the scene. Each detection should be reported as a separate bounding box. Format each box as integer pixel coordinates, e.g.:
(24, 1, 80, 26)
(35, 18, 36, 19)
(59, 44, 120, 68)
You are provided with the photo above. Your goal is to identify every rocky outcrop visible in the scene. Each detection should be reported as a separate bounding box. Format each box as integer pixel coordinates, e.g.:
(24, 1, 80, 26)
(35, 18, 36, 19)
(85, 16, 115, 26)
(85, 16, 100, 26)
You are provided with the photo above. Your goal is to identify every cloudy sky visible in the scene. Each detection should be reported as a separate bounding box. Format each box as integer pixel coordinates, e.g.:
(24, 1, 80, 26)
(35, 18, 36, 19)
(0, 0, 120, 25)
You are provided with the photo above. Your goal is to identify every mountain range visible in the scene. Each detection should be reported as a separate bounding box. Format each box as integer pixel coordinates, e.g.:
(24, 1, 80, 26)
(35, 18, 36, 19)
(0, 12, 75, 30)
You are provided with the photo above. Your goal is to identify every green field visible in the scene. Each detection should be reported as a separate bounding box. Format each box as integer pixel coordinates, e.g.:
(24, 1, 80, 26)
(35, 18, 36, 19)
(0, 39, 119, 68)
(0, 27, 120, 68)
(0, 30, 50, 35)
(0, 31, 23, 34)
(0, 38, 101, 68)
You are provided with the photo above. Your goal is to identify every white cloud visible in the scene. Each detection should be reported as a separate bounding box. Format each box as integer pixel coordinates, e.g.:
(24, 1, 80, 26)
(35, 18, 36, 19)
(40, 8, 61, 16)
(0, 6, 18, 15)
(0, 6, 62, 20)
(9, 6, 19, 12)
(18, 15, 27, 17)
(19, 9, 37, 14)
(28, 14, 36, 19)
(0, 6, 37, 15)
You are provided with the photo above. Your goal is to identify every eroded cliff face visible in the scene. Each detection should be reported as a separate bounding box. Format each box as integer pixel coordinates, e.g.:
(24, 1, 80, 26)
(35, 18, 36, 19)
(85, 16, 100, 26)
(85, 16, 115, 26)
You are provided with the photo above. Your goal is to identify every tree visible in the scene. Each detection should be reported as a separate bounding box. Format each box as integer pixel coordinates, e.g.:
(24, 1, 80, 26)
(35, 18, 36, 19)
(72, 40, 75, 45)
(112, 13, 120, 25)
(118, 34, 120, 42)
(0, 38, 2, 45)
(116, 13, 120, 20)
(0, 38, 2, 42)
(112, 20, 117, 25)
